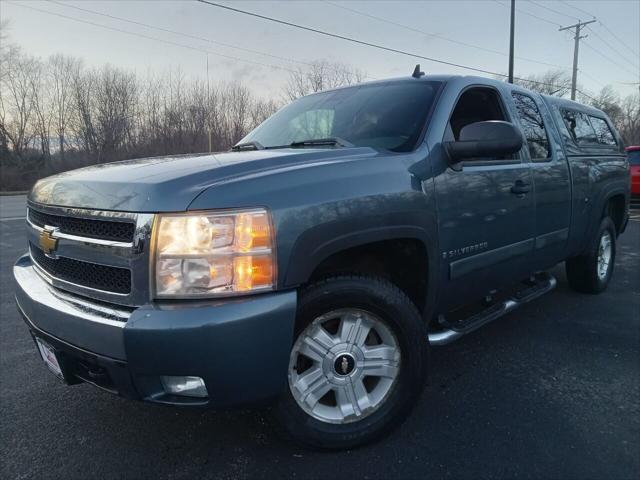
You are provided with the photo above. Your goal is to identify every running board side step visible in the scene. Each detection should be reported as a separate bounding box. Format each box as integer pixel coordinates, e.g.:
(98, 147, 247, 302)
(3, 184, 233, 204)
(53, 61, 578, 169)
(428, 273, 557, 346)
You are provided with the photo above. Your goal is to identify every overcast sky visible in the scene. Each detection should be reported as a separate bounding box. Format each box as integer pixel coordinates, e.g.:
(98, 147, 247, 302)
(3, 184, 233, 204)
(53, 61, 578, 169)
(1, 0, 639, 99)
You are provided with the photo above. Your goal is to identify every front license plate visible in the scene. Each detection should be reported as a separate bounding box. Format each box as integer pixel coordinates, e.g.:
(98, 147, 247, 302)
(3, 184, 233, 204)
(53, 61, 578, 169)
(35, 338, 64, 380)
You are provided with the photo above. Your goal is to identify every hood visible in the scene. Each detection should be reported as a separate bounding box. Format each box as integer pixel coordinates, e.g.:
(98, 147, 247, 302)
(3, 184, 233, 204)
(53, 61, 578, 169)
(29, 148, 375, 212)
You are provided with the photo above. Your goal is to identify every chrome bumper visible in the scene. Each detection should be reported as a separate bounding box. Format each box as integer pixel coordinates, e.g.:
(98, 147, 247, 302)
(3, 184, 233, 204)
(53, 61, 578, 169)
(14, 253, 298, 406)
(14, 254, 130, 359)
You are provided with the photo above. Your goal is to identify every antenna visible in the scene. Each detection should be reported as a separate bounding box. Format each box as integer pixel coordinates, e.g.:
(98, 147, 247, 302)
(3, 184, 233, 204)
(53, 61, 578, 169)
(412, 64, 425, 78)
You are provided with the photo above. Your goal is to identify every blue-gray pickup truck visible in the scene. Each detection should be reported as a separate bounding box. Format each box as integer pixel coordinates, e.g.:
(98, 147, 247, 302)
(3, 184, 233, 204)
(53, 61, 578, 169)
(14, 71, 630, 449)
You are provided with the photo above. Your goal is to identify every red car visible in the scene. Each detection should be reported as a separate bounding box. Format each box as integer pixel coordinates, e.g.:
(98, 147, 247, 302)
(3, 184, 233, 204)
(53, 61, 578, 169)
(627, 146, 640, 197)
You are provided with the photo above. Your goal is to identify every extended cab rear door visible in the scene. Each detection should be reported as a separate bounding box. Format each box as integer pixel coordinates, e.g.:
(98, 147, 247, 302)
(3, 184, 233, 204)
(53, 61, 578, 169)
(506, 89, 572, 269)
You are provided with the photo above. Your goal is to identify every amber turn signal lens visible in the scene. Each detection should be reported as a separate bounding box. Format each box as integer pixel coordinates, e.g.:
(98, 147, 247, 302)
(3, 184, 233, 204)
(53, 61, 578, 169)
(235, 212, 272, 251)
(233, 255, 274, 292)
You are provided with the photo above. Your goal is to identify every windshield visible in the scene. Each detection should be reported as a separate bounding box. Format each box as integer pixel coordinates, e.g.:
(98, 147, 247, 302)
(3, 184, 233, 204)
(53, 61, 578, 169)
(239, 81, 442, 152)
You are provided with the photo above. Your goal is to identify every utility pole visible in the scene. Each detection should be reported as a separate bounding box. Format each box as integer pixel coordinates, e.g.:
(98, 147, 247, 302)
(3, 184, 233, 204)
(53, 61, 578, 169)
(559, 19, 596, 100)
(508, 0, 515, 83)
(206, 53, 212, 153)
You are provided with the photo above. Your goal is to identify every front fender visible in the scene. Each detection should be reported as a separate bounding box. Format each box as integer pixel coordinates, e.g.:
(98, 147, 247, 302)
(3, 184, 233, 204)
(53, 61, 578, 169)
(284, 214, 437, 287)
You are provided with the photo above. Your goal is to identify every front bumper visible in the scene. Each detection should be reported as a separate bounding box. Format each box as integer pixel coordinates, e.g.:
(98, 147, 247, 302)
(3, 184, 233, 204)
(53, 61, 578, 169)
(14, 254, 297, 407)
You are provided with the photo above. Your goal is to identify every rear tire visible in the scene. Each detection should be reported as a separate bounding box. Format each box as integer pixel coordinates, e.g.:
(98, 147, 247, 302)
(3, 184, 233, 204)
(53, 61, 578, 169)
(566, 217, 617, 294)
(271, 276, 428, 450)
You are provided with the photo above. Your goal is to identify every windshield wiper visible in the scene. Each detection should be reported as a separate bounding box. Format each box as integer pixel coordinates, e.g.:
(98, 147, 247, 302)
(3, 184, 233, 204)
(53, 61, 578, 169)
(289, 137, 353, 148)
(231, 141, 265, 151)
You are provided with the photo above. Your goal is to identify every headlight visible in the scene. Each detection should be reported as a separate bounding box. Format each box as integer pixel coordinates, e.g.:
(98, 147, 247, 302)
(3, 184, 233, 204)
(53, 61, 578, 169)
(152, 208, 275, 298)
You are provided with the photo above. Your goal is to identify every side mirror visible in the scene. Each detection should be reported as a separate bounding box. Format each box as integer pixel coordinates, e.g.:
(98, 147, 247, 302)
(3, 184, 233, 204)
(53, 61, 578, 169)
(444, 120, 523, 163)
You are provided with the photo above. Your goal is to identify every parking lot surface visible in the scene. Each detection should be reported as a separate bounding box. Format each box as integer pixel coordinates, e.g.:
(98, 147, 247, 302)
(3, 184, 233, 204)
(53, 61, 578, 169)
(1, 196, 638, 479)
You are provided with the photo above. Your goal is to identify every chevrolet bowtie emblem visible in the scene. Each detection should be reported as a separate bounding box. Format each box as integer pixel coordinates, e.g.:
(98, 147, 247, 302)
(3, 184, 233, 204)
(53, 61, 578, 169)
(341, 357, 349, 374)
(39, 228, 59, 255)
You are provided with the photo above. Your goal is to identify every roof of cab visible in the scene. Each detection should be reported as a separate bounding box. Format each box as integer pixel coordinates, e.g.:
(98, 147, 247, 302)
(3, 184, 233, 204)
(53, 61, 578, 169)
(319, 74, 506, 93)
(306, 73, 609, 118)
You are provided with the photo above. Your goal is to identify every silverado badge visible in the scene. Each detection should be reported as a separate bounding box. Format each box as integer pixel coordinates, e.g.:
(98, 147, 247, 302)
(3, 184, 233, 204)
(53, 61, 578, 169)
(39, 228, 59, 255)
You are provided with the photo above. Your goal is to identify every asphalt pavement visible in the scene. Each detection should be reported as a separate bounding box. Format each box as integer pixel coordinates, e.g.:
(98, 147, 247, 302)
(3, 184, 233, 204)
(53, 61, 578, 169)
(1, 195, 638, 479)
(0, 194, 27, 220)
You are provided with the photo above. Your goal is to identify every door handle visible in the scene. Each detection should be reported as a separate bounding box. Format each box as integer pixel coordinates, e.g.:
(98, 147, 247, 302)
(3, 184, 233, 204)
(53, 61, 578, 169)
(510, 180, 530, 195)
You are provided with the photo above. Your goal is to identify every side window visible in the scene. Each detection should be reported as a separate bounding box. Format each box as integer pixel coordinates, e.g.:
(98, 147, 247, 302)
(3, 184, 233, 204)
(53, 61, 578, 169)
(561, 109, 598, 145)
(588, 116, 617, 146)
(511, 93, 551, 160)
(449, 88, 507, 140)
(448, 87, 514, 161)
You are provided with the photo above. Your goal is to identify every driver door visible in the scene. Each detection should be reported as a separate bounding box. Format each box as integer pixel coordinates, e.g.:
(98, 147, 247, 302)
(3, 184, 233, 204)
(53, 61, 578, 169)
(434, 86, 535, 308)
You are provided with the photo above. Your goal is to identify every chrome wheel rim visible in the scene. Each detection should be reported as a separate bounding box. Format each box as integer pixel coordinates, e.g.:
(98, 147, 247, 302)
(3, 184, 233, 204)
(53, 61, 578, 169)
(597, 231, 612, 280)
(288, 308, 401, 424)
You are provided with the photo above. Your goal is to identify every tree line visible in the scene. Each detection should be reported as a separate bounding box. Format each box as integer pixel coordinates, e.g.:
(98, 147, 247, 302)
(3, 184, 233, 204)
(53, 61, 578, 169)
(0, 43, 284, 190)
(1, 34, 638, 191)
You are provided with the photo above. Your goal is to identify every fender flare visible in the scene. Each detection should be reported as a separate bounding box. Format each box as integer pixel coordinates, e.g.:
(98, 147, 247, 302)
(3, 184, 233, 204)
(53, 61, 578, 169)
(283, 222, 440, 321)
(585, 181, 628, 250)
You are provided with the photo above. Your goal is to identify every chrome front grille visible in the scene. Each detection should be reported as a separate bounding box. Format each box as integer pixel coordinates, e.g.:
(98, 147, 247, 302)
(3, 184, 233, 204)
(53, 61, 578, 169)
(30, 242, 132, 294)
(27, 203, 154, 307)
(28, 208, 135, 242)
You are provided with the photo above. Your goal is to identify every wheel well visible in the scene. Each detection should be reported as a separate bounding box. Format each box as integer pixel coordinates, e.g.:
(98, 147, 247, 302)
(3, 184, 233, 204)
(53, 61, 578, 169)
(606, 194, 625, 234)
(307, 239, 429, 313)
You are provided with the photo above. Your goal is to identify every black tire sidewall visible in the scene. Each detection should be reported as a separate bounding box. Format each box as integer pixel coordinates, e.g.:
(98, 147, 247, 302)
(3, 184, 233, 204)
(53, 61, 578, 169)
(272, 276, 427, 450)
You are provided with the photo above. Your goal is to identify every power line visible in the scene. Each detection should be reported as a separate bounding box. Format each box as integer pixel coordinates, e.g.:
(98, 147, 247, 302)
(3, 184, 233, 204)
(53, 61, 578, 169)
(322, 0, 570, 71)
(496, 0, 635, 82)
(196, 0, 599, 100)
(8, 0, 601, 103)
(530, 0, 638, 70)
(492, 0, 562, 28)
(525, 0, 580, 22)
(534, 0, 639, 84)
(558, 0, 639, 58)
(46, 0, 314, 68)
(600, 21, 639, 58)
(196, 0, 506, 77)
(581, 40, 639, 78)
(492, 0, 606, 88)
(577, 68, 606, 88)
(196, 0, 563, 86)
(585, 26, 639, 71)
(7, 1, 300, 74)
(557, 0, 596, 20)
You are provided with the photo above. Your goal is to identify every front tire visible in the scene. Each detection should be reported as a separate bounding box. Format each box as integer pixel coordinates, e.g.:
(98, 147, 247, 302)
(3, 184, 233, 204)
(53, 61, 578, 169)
(271, 276, 428, 449)
(566, 217, 617, 294)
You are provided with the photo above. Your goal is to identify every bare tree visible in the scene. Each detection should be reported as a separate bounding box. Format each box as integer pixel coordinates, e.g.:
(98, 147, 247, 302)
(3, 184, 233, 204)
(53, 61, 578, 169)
(283, 60, 366, 101)
(250, 97, 279, 128)
(30, 58, 52, 162)
(512, 70, 573, 97)
(49, 54, 80, 161)
(0, 46, 40, 159)
(618, 93, 640, 145)
(70, 66, 98, 157)
(7, 37, 635, 194)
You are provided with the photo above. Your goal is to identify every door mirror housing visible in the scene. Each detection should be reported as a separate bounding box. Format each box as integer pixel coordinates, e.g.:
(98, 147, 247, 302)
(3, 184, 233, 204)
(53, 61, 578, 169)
(444, 120, 523, 163)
